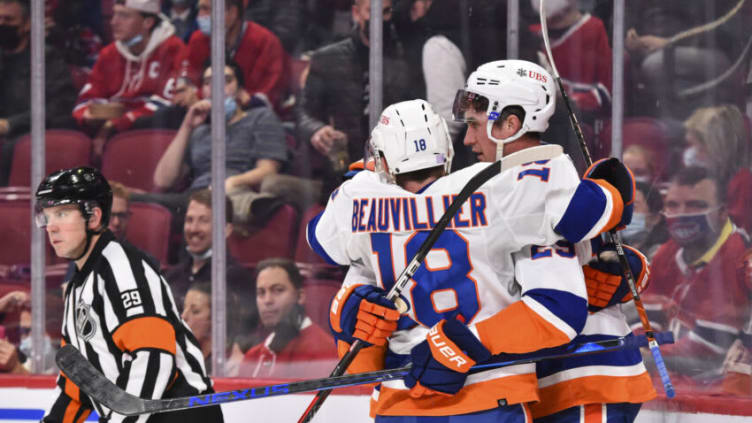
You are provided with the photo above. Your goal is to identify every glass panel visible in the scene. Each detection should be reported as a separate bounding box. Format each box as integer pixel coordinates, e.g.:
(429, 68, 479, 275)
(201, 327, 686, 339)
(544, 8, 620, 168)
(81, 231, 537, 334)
(11, 0, 752, 420)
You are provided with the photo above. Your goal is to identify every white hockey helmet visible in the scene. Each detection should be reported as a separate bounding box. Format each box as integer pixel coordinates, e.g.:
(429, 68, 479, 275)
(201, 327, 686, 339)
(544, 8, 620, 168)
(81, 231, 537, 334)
(453, 59, 556, 145)
(368, 99, 454, 183)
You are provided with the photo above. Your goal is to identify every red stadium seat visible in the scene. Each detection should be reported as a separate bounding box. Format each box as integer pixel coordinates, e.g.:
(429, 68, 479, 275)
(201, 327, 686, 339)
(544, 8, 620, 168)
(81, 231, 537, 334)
(125, 202, 172, 266)
(8, 130, 92, 186)
(599, 117, 682, 181)
(101, 129, 176, 192)
(303, 278, 343, 330)
(294, 204, 326, 264)
(228, 204, 299, 265)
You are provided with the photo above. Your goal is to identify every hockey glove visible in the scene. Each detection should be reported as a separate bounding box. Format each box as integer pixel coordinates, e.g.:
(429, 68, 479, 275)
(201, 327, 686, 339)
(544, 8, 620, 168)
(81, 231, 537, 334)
(329, 284, 400, 346)
(584, 157, 635, 230)
(584, 238, 650, 312)
(404, 319, 491, 398)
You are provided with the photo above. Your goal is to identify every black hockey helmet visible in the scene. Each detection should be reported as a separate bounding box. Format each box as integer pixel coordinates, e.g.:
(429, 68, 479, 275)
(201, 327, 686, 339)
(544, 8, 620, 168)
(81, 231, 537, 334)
(35, 166, 113, 229)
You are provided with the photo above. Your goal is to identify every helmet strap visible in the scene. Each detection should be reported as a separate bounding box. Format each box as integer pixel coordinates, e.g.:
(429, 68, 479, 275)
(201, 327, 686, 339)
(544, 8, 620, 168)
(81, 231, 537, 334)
(488, 120, 526, 160)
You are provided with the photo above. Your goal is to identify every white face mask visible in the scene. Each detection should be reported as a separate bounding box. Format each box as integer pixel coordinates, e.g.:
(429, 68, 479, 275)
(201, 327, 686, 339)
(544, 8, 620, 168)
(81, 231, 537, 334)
(682, 146, 712, 168)
(621, 212, 648, 243)
(530, 0, 570, 18)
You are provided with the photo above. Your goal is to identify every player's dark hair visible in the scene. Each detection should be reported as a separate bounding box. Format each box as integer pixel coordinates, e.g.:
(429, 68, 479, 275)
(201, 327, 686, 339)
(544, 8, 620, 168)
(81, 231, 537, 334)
(256, 257, 304, 290)
(395, 165, 445, 187)
(188, 188, 233, 224)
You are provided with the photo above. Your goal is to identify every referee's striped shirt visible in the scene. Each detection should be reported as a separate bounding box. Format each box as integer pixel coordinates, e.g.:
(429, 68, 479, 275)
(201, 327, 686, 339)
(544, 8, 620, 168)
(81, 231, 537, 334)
(44, 231, 213, 423)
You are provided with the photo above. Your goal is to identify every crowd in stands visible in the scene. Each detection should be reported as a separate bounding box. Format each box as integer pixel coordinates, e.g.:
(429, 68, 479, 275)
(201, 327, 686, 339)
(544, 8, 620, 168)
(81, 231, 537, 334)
(0, 0, 751, 403)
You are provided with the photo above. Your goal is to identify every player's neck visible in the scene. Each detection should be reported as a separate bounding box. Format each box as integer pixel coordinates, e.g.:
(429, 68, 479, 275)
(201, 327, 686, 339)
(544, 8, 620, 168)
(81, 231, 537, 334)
(401, 177, 438, 194)
(75, 233, 102, 270)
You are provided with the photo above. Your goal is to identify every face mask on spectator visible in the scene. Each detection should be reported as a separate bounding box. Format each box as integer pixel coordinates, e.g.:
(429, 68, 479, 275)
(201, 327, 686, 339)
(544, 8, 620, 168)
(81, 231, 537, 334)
(621, 212, 648, 244)
(123, 33, 144, 48)
(197, 14, 211, 35)
(530, 0, 570, 18)
(225, 96, 237, 121)
(0, 24, 22, 51)
(665, 210, 717, 245)
(682, 146, 712, 169)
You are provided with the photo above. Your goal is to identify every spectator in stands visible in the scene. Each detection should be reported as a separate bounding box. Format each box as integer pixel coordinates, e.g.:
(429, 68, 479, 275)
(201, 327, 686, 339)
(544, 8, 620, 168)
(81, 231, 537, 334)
(0, 0, 76, 185)
(623, 144, 659, 185)
(643, 167, 750, 389)
(45, 0, 104, 70)
(108, 181, 132, 241)
(148, 61, 287, 224)
(528, 0, 612, 120)
(13, 309, 56, 374)
(73, 0, 187, 160)
(181, 282, 212, 359)
(164, 189, 260, 350)
(163, 0, 198, 42)
(622, 181, 668, 260)
(243, 0, 303, 55)
(0, 294, 54, 374)
(625, 0, 746, 119)
(237, 258, 336, 378)
(393, 0, 471, 167)
(296, 0, 414, 193)
(683, 104, 752, 234)
(179, 0, 288, 110)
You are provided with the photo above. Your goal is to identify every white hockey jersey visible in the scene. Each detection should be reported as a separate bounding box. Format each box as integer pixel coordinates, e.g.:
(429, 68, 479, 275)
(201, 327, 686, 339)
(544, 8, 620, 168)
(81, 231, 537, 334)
(308, 147, 590, 416)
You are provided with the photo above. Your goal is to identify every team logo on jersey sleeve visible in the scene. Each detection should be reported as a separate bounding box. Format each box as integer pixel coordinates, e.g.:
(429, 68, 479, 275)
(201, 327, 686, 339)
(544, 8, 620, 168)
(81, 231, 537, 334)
(75, 300, 97, 342)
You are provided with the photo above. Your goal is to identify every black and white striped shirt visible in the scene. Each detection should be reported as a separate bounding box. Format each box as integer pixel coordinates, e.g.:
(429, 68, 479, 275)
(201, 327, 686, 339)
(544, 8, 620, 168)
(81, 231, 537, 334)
(44, 231, 213, 423)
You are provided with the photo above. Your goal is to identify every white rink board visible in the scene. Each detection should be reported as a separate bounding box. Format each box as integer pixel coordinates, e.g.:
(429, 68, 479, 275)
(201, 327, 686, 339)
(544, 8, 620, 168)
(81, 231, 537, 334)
(0, 387, 747, 422)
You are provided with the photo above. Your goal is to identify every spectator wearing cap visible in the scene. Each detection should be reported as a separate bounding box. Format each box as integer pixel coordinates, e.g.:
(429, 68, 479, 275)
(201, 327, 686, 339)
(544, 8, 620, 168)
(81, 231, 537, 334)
(72, 0, 187, 159)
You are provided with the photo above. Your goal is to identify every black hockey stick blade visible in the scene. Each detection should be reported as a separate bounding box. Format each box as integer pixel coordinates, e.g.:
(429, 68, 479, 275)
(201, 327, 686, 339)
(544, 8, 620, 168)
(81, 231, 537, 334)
(56, 332, 673, 417)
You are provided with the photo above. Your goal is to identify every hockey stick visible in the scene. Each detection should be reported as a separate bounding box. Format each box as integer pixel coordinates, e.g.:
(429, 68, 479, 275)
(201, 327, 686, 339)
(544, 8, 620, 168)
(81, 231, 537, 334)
(55, 332, 674, 416)
(297, 143, 564, 422)
(539, 0, 675, 398)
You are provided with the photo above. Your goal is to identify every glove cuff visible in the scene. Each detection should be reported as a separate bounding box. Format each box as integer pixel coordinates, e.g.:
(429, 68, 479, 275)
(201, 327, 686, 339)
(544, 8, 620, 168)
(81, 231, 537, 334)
(429, 319, 491, 373)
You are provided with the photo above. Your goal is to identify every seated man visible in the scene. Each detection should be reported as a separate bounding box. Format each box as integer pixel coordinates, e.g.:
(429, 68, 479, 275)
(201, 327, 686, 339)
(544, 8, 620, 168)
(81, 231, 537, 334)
(73, 0, 186, 157)
(148, 61, 287, 224)
(164, 189, 259, 351)
(179, 0, 288, 109)
(237, 258, 337, 378)
(642, 166, 750, 389)
(107, 181, 132, 241)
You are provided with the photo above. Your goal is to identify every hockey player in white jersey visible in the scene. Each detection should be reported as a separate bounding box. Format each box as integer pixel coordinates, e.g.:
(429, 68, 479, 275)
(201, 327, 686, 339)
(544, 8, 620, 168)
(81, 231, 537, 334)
(309, 94, 593, 421)
(456, 60, 655, 422)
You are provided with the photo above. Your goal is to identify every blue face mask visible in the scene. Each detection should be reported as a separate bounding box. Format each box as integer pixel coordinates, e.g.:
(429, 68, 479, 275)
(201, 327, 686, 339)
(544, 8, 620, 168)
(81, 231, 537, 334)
(123, 33, 143, 48)
(197, 15, 211, 35)
(225, 96, 237, 121)
(621, 212, 648, 243)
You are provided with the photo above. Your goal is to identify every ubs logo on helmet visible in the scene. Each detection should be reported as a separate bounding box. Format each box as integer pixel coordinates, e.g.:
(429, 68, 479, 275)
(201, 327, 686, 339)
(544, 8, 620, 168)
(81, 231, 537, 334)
(517, 68, 547, 83)
(380, 115, 390, 125)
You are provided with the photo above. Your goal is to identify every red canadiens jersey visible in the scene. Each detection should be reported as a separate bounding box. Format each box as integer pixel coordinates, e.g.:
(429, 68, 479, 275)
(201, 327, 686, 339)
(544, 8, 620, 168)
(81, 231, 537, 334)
(644, 221, 750, 365)
(73, 22, 186, 132)
(181, 22, 289, 107)
(531, 14, 613, 113)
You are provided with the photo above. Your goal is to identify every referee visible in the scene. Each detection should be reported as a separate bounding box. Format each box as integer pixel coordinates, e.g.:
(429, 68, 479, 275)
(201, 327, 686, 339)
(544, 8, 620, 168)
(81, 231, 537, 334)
(36, 167, 223, 423)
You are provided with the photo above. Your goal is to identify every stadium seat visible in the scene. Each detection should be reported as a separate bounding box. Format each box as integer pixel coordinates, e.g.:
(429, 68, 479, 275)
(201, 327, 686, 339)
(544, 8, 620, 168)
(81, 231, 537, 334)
(228, 204, 299, 265)
(8, 130, 92, 186)
(598, 117, 684, 181)
(294, 204, 326, 264)
(303, 278, 342, 330)
(101, 129, 177, 192)
(126, 202, 172, 266)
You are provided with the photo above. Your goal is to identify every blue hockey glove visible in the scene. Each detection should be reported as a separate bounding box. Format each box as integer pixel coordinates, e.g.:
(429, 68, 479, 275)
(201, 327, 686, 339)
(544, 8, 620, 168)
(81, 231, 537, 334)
(329, 284, 399, 346)
(404, 319, 491, 398)
(584, 238, 650, 312)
